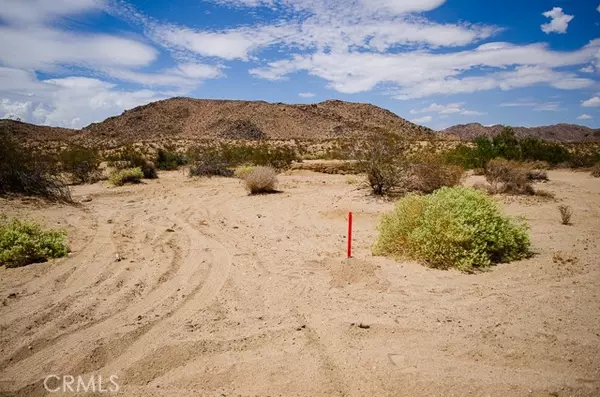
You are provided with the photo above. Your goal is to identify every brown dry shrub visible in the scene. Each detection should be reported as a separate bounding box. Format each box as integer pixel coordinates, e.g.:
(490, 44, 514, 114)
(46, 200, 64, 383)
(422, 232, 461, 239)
(558, 205, 573, 225)
(410, 154, 464, 193)
(485, 159, 534, 195)
(591, 164, 600, 178)
(244, 166, 278, 194)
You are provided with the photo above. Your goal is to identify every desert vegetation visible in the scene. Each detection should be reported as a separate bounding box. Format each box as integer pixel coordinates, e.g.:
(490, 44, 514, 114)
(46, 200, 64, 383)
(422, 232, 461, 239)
(109, 167, 144, 186)
(242, 166, 279, 194)
(59, 145, 102, 184)
(558, 205, 573, 225)
(373, 187, 531, 272)
(0, 127, 71, 201)
(0, 215, 68, 268)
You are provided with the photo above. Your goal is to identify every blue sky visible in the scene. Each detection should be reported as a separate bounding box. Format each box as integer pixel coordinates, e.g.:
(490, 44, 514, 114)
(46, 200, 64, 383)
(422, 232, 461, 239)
(0, 0, 599, 130)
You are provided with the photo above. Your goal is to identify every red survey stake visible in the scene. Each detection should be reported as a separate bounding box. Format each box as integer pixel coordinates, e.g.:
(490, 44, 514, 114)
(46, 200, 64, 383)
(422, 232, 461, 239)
(347, 212, 353, 258)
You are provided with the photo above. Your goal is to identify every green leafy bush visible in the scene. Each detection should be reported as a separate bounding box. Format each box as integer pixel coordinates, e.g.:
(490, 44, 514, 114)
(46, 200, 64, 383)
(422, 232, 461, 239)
(373, 187, 530, 271)
(109, 167, 144, 186)
(0, 127, 71, 201)
(59, 145, 101, 184)
(107, 146, 157, 179)
(0, 215, 68, 268)
(155, 149, 188, 170)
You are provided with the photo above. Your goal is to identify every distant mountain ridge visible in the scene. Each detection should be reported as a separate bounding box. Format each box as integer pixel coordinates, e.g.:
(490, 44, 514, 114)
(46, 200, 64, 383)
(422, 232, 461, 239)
(441, 123, 600, 143)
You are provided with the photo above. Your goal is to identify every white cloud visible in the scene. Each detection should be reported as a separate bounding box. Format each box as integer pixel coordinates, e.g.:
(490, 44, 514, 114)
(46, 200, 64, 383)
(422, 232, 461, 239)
(411, 115, 432, 124)
(577, 114, 592, 120)
(541, 7, 574, 34)
(299, 92, 315, 97)
(251, 41, 599, 98)
(582, 96, 600, 107)
(579, 65, 595, 73)
(597, 4, 600, 13)
(499, 101, 562, 111)
(0, 0, 105, 24)
(0, 68, 169, 128)
(461, 110, 485, 116)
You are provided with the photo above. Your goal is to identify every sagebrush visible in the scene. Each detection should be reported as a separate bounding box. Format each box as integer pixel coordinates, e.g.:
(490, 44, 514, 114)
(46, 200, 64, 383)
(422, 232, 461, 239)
(0, 215, 68, 268)
(243, 166, 278, 194)
(373, 187, 530, 272)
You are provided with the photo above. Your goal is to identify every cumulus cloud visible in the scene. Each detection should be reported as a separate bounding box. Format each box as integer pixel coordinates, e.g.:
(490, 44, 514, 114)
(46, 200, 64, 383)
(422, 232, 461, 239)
(411, 115, 432, 124)
(0, 67, 170, 128)
(581, 96, 600, 107)
(576, 114, 592, 120)
(541, 7, 574, 34)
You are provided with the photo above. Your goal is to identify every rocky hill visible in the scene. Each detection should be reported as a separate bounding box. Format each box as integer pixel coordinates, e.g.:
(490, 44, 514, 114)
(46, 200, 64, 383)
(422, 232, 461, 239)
(442, 123, 600, 142)
(79, 98, 432, 143)
(0, 119, 78, 142)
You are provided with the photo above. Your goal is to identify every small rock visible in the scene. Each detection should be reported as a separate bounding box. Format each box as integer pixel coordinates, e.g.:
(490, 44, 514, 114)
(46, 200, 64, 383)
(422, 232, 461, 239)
(166, 228, 175, 233)
(358, 323, 370, 329)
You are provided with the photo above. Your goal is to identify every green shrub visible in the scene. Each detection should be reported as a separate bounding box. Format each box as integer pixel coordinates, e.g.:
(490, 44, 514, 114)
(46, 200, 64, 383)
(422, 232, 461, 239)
(155, 149, 187, 170)
(0, 128, 71, 201)
(0, 215, 68, 268)
(59, 145, 101, 184)
(243, 166, 278, 194)
(234, 166, 254, 179)
(373, 187, 530, 271)
(107, 146, 157, 179)
(109, 167, 144, 186)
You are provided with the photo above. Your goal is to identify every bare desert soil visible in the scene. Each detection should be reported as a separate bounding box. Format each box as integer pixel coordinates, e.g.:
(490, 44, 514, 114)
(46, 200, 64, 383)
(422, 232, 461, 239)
(0, 170, 599, 397)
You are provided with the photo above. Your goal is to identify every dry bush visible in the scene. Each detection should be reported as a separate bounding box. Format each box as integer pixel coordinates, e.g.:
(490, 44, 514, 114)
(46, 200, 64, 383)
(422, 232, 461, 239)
(485, 159, 534, 195)
(59, 145, 102, 184)
(188, 151, 233, 178)
(592, 164, 600, 178)
(410, 153, 464, 193)
(243, 166, 278, 194)
(558, 205, 572, 225)
(349, 132, 411, 196)
(0, 128, 71, 202)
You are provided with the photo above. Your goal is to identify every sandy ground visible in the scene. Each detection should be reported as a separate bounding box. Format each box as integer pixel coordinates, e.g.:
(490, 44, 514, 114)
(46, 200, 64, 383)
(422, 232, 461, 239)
(0, 170, 599, 397)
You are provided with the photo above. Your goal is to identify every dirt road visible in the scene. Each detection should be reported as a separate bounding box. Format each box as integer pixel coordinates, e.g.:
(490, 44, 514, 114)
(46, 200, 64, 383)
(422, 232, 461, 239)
(1, 170, 599, 396)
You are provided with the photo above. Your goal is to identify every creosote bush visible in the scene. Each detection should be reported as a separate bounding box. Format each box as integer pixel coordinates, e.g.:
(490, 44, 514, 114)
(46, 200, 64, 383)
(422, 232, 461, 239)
(59, 145, 102, 184)
(109, 168, 144, 186)
(107, 145, 157, 179)
(155, 149, 187, 170)
(0, 128, 71, 202)
(243, 166, 278, 194)
(0, 215, 68, 268)
(373, 187, 530, 272)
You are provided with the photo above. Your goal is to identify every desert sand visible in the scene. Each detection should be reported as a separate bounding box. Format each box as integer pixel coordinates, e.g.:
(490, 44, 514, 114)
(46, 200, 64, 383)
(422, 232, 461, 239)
(0, 170, 599, 396)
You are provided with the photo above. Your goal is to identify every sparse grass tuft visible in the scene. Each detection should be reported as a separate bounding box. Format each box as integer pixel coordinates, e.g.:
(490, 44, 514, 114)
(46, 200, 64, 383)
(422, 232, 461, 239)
(243, 166, 278, 194)
(0, 215, 68, 268)
(558, 205, 573, 225)
(373, 187, 530, 272)
(109, 168, 144, 186)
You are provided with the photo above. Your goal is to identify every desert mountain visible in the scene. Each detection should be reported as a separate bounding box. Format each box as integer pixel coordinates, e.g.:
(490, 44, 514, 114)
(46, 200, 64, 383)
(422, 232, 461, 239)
(79, 98, 432, 143)
(0, 119, 78, 142)
(442, 123, 600, 143)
